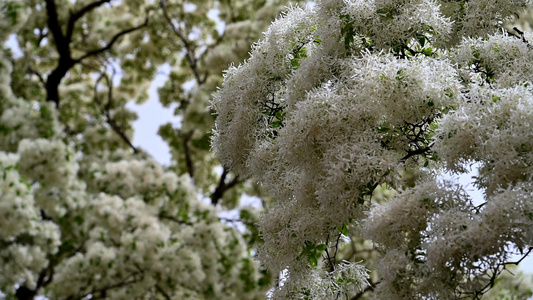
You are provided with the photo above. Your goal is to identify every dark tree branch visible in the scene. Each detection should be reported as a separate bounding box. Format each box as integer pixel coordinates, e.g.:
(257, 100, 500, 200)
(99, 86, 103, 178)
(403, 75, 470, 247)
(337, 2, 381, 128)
(66, 0, 111, 43)
(15, 286, 35, 300)
(350, 279, 381, 300)
(44, 0, 149, 106)
(155, 284, 171, 300)
(210, 167, 243, 205)
(85, 276, 142, 300)
(107, 117, 139, 153)
(159, 213, 193, 226)
(76, 14, 150, 62)
(160, 0, 206, 85)
(45, 0, 75, 106)
(93, 72, 139, 153)
(461, 247, 533, 299)
(45, 0, 68, 57)
(219, 217, 254, 226)
(400, 142, 434, 163)
(509, 27, 533, 49)
(15, 255, 57, 300)
(28, 66, 46, 87)
(324, 234, 335, 272)
(503, 247, 533, 266)
(182, 129, 195, 178)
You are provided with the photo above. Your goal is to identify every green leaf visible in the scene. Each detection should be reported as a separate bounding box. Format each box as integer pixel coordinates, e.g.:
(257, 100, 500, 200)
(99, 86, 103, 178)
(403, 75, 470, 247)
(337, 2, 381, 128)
(275, 111, 285, 121)
(377, 127, 389, 133)
(298, 241, 314, 259)
(309, 255, 318, 268)
(342, 226, 349, 236)
(271, 121, 281, 128)
(315, 244, 327, 251)
(74, 215, 84, 225)
(291, 59, 300, 67)
(340, 14, 351, 21)
(396, 69, 404, 81)
(341, 21, 353, 36)
(416, 34, 427, 47)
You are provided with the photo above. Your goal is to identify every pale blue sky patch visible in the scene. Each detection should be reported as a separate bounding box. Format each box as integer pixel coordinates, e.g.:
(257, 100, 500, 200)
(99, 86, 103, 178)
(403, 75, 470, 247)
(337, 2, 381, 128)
(5, 34, 22, 58)
(127, 63, 179, 166)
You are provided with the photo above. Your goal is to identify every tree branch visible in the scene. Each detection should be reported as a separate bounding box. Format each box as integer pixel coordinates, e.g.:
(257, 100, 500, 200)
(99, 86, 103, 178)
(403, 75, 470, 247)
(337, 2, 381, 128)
(160, 0, 206, 85)
(155, 284, 171, 300)
(45, 0, 68, 58)
(28, 66, 46, 87)
(159, 213, 193, 226)
(510, 27, 533, 50)
(76, 14, 150, 62)
(66, 0, 111, 43)
(45, 0, 74, 106)
(182, 129, 195, 178)
(210, 167, 243, 205)
(93, 72, 139, 153)
(15, 255, 56, 300)
(350, 279, 380, 300)
(400, 142, 434, 163)
(219, 217, 254, 226)
(86, 275, 142, 300)
(463, 247, 533, 299)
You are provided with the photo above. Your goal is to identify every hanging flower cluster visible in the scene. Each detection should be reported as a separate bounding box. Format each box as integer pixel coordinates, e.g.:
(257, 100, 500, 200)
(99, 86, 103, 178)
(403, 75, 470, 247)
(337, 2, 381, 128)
(213, 0, 533, 298)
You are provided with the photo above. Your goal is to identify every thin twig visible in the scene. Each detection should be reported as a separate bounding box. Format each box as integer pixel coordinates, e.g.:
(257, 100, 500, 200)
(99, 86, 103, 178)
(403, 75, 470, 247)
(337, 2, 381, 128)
(93, 72, 139, 153)
(66, 0, 111, 43)
(76, 13, 150, 62)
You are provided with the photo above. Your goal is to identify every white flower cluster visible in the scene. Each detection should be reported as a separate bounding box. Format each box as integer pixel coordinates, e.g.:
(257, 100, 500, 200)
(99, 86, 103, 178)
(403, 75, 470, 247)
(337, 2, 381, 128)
(18, 138, 78, 187)
(0, 152, 34, 239)
(213, 0, 533, 297)
(0, 152, 61, 293)
(0, 0, 29, 42)
(366, 179, 533, 298)
(268, 261, 369, 299)
(48, 192, 261, 299)
(436, 85, 533, 194)
(0, 100, 63, 152)
(452, 32, 533, 87)
(84, 156, 180, 198)
(212, 5, 319, 176)
(0, 123, 266, 299)
(441, 0, 530, 40)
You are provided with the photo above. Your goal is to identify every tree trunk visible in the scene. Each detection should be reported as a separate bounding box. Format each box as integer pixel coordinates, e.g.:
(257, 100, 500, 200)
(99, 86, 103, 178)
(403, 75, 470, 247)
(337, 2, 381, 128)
(15, 286, 35, 300)
(46, 57, 74, 107)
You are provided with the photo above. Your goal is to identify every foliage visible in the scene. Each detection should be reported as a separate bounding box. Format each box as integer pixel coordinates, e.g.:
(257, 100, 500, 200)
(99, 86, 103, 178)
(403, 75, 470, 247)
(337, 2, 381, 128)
(212, 0, 533, 299)
(0, 0, 302, 299)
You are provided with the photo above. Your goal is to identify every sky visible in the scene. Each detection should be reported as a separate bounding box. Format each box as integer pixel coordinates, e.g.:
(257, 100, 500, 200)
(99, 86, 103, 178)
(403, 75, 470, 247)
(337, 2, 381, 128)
(126, 63, 178, 166)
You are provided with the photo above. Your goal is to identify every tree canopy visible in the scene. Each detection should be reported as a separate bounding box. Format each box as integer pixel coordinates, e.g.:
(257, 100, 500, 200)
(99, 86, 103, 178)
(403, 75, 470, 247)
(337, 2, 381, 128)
(2, 0, 533, 299)
(0, 0, 303, 299)
(212, 0, 533, 299)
